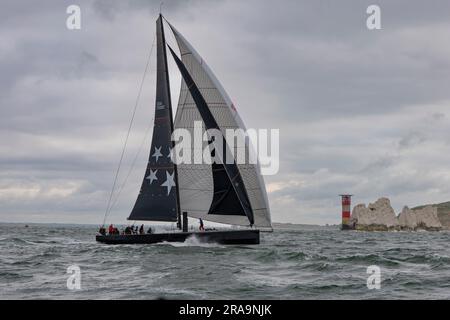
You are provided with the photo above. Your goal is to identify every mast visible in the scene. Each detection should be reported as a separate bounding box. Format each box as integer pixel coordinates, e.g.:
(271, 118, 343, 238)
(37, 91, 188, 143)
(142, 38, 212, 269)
(159, 14, 183, 229)
(128, 15, 179, 222)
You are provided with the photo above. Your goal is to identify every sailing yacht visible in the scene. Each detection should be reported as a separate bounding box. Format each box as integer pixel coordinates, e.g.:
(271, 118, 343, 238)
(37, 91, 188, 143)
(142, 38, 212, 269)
(96, 15, 271, 245)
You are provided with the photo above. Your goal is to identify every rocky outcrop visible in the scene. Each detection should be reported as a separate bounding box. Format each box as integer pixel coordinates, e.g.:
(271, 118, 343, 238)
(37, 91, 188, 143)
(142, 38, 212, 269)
(351, 198, 398, 231)
(413, 201, 450, 229)
(398, 206, 442, 231)
(397, 207, 417, 229)
(350, 198, 443, 231)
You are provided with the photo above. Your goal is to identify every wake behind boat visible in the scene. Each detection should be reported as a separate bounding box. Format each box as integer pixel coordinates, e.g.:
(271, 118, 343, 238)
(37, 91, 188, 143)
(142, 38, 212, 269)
(96, 14, 271, 245)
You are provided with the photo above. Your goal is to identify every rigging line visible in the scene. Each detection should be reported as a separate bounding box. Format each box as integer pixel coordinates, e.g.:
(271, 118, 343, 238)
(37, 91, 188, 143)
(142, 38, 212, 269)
(108, 118, 154, 212)
(102, 34, 157, 226)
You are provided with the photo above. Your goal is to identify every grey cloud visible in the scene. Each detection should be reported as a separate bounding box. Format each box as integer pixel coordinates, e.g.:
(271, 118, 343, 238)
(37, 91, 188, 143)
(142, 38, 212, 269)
(1, 0, 450, 225)
(398, 131, 426, 149)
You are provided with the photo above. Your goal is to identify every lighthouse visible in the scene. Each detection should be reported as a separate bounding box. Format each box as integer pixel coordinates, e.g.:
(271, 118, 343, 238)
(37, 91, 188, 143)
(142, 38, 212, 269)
(340, 195, 353, 230)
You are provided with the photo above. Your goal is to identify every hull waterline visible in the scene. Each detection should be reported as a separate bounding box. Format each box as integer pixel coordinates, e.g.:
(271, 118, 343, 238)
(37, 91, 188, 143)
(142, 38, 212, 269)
(96, 229, 260, 245)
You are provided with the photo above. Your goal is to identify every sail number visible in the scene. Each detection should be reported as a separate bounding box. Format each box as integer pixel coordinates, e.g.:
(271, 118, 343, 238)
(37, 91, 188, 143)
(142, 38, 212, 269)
(179, 303, 272, 317)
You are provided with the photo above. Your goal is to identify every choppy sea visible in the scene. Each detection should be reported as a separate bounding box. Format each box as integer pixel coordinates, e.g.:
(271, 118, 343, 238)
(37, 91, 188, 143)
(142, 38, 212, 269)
(0, 223, 449, 299)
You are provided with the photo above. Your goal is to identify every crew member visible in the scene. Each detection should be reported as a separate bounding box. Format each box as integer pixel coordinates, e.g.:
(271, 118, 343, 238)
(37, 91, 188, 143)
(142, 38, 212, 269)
(99, 226, 106, 236)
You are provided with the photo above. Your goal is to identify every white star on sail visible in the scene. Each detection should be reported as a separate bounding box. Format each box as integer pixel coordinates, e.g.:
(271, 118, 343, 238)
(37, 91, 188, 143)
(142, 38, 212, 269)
(161, 171, 176, 196)
(152, 146, 163, 162)
(145, 169, 158, 185)
(167, 147, 174, 162)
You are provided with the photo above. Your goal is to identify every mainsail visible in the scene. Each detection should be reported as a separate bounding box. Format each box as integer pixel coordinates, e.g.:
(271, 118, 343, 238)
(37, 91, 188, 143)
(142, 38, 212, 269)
(168, 22, 272, 228)
(128, 15, 179, 222)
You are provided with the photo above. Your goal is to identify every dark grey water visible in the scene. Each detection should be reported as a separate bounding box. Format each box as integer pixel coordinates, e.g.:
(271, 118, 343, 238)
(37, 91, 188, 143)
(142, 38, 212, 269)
(0, 223, 449, 299)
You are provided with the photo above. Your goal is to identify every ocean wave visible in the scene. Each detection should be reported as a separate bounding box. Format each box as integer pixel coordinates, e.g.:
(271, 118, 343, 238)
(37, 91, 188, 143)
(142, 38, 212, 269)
(335, 253, 401, 267)
(4, 238, 39, 245)
(0, 271, 33, 280)
(1, 223, 450, 299)
(283, 251, 308, 260)
(155, 236, 226, 248)
(397, 254, 450, 265)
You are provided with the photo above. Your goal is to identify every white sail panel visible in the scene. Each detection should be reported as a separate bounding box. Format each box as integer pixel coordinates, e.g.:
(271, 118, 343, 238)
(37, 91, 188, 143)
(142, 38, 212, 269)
(170, 23, 271, 228)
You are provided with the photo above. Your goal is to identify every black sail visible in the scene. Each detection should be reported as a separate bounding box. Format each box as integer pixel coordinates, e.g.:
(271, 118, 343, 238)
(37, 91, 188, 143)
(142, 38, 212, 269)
(167, 46, 254, 226)
(128, 15, 179, 222)
(209, 147, 246, 217)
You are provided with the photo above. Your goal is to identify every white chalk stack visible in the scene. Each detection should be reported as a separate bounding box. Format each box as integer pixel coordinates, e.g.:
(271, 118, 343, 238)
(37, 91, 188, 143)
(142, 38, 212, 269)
(350, 197, 444, 231)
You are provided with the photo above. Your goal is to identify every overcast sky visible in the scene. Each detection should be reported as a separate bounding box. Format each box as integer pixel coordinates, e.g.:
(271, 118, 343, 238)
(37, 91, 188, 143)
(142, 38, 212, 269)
(1, 0, 450, 225)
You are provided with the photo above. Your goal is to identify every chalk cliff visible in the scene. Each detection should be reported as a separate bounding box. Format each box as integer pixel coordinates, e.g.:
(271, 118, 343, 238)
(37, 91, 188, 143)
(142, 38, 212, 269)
(350, 198, 444, 231)
(413, 201, 450, 229)
(398, 206, 442, 231)
(351, 198, 398, 231)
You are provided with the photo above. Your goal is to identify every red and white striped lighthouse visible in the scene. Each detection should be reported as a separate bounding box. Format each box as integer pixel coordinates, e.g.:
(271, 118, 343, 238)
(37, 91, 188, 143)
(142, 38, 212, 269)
(340, 195, 353, 230)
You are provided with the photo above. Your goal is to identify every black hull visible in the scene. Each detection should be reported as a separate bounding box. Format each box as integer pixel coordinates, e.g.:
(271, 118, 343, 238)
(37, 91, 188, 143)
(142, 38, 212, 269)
(96, 229, 259, 245)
